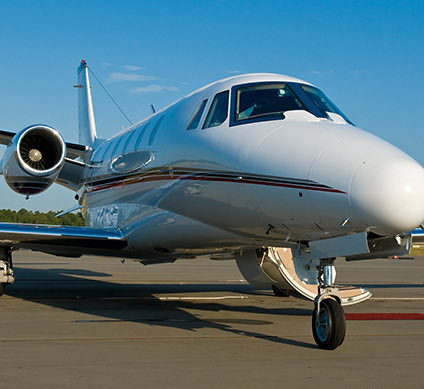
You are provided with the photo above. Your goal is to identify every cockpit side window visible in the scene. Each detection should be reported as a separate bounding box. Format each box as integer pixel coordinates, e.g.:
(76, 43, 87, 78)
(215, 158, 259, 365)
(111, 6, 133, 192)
(233, 83, 305, 124)
(300, 85, 352, 124)
(202, 91, 229, 129)
(186, 99, 208, 130)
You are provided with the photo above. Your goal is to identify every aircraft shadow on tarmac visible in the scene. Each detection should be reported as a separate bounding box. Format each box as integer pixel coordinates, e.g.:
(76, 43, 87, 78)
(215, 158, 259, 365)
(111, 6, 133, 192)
(6, 266, 316, 349)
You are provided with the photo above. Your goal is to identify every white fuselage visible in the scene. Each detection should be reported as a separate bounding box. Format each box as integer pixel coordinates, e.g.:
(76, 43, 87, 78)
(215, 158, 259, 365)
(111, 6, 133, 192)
(80, 73, 424, 259)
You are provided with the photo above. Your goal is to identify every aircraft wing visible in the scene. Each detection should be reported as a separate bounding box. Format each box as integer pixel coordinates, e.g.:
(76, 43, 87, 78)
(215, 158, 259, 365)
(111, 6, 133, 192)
(411, 228, 424, 245)
(0, 130, 13, 145)
(0, 223, 127, 257)
(0, 129, 88, 159)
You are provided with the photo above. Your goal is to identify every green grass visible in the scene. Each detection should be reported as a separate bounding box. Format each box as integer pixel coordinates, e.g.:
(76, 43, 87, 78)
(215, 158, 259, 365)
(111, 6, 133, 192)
(410, 247, 424, 256)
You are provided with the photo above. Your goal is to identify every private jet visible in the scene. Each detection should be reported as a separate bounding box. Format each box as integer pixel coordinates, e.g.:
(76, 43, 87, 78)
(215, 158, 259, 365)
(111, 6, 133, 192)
(0, 60, 423, 349)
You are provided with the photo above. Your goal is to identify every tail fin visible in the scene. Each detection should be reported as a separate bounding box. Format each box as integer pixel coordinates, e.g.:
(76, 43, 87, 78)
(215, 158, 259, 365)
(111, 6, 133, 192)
(76, 60, 97, 148)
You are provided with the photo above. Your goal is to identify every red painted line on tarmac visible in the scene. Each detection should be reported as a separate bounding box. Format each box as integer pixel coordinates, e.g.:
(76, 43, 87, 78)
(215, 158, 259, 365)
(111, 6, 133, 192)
(345, 313, 424, 320)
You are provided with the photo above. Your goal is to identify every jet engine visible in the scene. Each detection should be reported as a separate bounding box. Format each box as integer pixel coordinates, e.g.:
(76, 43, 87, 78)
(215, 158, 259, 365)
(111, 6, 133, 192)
(235, 247, 371, 306)
(2, 125, 66, 196)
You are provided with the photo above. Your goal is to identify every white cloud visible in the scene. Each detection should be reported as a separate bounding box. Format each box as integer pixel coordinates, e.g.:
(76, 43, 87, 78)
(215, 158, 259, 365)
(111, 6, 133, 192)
(132, 84, 179, 93)
(227, 69, 241, 74)
(122, 65, 143, 71)
(106, 72, 156, 83)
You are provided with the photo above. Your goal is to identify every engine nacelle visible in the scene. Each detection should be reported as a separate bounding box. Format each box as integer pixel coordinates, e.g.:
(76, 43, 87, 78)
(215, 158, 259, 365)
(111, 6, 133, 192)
(2, 125, 66, 195)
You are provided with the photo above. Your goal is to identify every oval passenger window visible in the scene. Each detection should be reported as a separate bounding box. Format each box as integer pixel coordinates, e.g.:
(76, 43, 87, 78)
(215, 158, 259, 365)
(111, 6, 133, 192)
(110, 150, 153, 173)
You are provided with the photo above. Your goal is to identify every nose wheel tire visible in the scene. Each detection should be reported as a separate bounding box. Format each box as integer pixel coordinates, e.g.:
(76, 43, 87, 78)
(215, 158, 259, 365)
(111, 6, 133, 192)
(312, 298, 346, 350)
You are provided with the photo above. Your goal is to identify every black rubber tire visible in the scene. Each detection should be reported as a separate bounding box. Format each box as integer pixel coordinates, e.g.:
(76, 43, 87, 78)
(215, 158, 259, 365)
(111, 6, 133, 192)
(312, 298, 346, 350)
(0, 283, 5, 297)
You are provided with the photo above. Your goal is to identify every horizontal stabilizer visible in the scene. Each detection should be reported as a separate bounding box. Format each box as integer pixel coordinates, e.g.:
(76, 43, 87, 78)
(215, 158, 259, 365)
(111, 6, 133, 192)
(0, 130, 13, 145)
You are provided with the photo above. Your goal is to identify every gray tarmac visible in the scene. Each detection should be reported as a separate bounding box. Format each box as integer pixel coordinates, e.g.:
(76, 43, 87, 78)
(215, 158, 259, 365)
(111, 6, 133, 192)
(0, 251, 423, 388)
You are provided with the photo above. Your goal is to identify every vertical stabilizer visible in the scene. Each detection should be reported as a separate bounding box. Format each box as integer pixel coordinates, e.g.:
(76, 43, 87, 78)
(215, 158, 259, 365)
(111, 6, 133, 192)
(77, 60, 97, 147)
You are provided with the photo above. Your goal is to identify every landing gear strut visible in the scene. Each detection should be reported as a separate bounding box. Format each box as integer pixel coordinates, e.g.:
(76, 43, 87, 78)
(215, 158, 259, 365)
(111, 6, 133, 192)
(0, 247, 14, 296)
(312, 258, 346, 349)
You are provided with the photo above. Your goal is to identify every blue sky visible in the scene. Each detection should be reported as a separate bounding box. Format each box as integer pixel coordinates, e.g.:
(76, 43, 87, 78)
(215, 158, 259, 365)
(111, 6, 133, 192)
(0, 0, 423, 211)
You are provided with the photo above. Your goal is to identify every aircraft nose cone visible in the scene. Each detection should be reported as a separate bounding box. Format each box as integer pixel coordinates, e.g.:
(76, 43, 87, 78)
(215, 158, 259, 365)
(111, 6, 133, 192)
(350, 158, 424, 235)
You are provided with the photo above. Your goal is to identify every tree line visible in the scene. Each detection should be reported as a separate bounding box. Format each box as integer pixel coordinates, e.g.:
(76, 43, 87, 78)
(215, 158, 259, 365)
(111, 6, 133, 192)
(0, 209, 85, 226)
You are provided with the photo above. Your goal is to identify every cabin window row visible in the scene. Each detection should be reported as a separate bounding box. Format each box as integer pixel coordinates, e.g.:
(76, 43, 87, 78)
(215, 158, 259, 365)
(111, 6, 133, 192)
(91, 116, 165, 163)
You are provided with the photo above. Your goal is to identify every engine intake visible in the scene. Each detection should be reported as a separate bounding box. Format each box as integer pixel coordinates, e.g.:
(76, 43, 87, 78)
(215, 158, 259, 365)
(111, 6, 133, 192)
(17, 126, 65, 175)
(3, 125, 66, 195)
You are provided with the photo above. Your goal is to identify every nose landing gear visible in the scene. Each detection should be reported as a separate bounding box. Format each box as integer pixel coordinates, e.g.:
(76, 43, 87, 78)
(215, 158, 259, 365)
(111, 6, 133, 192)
(312, 259, 346, 350)
(312, 296, 346, 349)
(0, 247, 15, 296)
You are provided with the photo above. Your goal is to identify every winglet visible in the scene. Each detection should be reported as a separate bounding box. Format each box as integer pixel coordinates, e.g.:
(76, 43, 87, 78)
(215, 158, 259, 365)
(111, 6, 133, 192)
(77, 60, 97, 149)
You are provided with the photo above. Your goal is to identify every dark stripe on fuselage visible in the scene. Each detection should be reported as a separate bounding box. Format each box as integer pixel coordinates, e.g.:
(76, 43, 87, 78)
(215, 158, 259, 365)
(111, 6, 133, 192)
(85, 168, 346, 195)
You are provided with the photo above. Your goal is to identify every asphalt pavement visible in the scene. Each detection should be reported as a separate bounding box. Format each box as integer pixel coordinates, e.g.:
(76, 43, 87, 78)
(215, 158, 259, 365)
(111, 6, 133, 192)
(0, 251, 422, 388)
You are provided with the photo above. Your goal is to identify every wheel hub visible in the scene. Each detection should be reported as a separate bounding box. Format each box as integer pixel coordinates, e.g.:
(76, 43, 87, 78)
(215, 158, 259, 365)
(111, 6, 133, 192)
(316, 307, 330, 341)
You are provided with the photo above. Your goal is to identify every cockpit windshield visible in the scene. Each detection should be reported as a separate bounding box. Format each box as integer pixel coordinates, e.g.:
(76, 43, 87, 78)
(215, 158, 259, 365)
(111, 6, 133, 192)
(234, 83, 306, 122)
(231, 82, 352, 126)
(300, 85, 351, 123)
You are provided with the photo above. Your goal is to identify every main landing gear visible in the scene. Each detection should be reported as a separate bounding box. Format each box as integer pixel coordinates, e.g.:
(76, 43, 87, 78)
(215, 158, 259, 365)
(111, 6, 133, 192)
(312, 259, 346, 350)
(0, 247, 15, 297)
